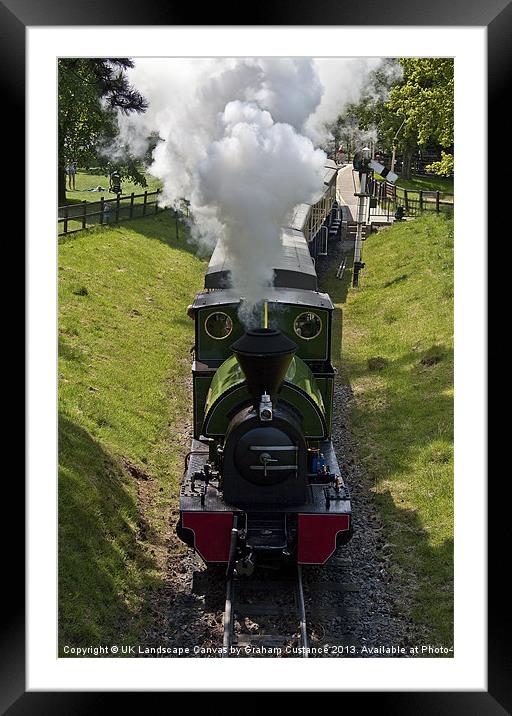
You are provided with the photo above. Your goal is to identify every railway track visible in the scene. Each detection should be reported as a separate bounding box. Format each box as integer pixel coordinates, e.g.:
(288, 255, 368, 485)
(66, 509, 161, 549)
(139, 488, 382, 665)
(222, 565, 309, 657)
(221, 559, 360, 657)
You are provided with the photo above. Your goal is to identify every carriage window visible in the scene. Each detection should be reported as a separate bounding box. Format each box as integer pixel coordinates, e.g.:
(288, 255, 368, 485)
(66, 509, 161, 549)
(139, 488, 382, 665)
(205, 312, 233, 340)
(294, 312, 322, 340)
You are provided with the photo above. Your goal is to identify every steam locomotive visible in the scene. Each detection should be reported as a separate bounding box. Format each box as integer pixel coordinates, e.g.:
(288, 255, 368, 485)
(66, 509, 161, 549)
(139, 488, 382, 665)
(176, 160, 352, 574)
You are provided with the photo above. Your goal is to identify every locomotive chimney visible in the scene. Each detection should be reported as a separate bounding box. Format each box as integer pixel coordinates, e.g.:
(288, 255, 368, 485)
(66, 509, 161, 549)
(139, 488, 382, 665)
(231, 328, 297, 406)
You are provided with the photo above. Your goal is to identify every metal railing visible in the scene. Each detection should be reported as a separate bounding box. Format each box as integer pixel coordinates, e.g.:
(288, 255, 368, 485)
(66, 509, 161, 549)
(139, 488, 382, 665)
(367, 178, 454, 220)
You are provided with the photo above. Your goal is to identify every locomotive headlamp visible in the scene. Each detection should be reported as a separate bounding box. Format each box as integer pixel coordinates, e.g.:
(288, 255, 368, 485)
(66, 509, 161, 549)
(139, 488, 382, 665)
(259, 392, 273, 421)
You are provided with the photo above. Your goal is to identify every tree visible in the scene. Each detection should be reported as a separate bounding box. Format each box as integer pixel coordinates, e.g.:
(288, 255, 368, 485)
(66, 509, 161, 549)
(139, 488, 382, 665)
(425, 151, 454, 177)
(333, 59, 406, 159)
(333, 58, 454, 179)
(387, 58, 454, 178)
(58, 59, 147, 204)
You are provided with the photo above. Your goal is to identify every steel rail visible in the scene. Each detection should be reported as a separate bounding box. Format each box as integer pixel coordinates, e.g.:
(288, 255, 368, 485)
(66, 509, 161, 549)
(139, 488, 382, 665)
(221, 564, 310, 658)
(296, 565, 309, 658)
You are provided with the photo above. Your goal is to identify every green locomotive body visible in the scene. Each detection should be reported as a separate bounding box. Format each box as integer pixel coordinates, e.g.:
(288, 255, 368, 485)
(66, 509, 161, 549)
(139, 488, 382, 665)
(192, 288, 335, 442)
(177, 160, 352, 566)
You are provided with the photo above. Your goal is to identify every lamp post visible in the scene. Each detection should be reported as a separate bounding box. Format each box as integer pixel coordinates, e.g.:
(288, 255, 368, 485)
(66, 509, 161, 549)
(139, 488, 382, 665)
(352, 146, 371, 287)
(390, 117, 406, 175)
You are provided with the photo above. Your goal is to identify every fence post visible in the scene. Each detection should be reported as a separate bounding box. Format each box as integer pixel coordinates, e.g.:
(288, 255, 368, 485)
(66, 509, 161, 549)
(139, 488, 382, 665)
(115, 195, 120, 223)
(100, 197, 105, 225)
(154, 191, 158, 214)
(175, 208, 179, 240)
(82, 201, 87, 230)
(130, 192, 134, 218)
(404, 189, 409, 214)
(436, 191, 440, 213)
(63, 205, 68, 234)
(143, 190, 148, 216)
(419, 190, 423, 212)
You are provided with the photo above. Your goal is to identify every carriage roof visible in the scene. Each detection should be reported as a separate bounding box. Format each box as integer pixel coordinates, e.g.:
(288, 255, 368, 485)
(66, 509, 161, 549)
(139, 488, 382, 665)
(204, 161, 338, 292)
(205, 227, 317, 291)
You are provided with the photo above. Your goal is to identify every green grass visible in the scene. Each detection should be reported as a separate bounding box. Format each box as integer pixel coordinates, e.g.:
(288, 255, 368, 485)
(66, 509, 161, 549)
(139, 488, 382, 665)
(396, 175, 453, 193)
(322, 213, 454, 646)
(64, 169, 163, 205)
(374, 173, 453, 198)
(59, 205, 453, 650)
(59, 212, 206, 650)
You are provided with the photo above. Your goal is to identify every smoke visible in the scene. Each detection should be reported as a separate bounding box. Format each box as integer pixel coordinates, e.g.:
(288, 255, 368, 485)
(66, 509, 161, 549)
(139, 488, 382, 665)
(112, 57, 390, 321)
(193, 100, 325, 313)
(305, 58, 384, 143)
(322, 58, 404, 154)
(338, 120, 380, 155)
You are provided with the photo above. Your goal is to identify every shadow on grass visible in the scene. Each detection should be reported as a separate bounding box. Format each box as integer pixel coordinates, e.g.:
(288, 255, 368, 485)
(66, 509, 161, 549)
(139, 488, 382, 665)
(372, 489, 454, 646)
(321, 246, 454, 645)
(316, 239, 355, 363)
(58, 211, 202, 261)
(58, 337, 84, 363)
(121, 212, 202, 258)
(58, 414, 160, 650)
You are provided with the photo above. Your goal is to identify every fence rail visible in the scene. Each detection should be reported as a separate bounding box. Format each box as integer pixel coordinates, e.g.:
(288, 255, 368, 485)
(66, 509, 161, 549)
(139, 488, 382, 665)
(375, 153, 452, 177)
(368, 178, 453, 219)
(58, 189, 165, 236)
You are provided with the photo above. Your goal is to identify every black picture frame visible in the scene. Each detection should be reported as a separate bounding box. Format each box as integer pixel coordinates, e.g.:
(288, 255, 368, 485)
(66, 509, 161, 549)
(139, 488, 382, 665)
(9, 0, 502, 709)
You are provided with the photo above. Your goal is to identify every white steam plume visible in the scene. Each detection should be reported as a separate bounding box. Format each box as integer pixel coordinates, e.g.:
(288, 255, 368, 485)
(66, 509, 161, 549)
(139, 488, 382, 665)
(193, 101, 325, 310)
(112, 57, 389, 319)
(305, 58, 384, 142)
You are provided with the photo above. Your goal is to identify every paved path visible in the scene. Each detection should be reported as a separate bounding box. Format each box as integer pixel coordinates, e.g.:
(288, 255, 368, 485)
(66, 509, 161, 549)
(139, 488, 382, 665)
(336, 163, 395, 226)
(336, 163, 360, 221)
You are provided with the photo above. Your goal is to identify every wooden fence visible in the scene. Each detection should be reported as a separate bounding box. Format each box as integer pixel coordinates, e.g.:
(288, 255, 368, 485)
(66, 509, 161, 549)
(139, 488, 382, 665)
(376, 152, 452, 177)
(368, 178, 454, 219)
(58, 189, 165, 236)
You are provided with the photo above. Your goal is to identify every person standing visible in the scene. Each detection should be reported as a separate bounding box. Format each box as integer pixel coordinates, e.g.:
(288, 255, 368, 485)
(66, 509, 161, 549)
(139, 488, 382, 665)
(66, 159, 77, 191)
(109, 170, 121, 195)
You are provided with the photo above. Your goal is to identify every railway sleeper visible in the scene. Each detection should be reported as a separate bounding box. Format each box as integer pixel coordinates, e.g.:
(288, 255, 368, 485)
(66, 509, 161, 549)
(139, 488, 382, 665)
(307, 581, 359, 594)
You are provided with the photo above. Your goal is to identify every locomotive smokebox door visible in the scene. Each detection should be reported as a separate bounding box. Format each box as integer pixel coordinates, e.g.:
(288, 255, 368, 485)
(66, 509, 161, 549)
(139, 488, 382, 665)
(222, 406, 309, 505)
(223, 328, 308, 505)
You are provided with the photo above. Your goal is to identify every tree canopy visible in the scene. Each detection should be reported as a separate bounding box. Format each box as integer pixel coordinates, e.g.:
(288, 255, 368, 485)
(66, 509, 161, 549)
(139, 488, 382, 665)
(334, 58, 454, 178)
(387, 58, 453, 149)
(58, 59, 148, 202)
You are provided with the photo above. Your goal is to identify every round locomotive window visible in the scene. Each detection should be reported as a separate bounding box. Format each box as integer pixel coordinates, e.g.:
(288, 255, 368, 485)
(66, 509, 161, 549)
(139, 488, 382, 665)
(205, 312, 233, 340)
(293, 311, 322, 340)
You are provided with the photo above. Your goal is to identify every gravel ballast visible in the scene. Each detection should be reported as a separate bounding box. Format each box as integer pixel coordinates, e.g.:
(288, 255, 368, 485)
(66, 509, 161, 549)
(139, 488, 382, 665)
(140, 234, 428, 658)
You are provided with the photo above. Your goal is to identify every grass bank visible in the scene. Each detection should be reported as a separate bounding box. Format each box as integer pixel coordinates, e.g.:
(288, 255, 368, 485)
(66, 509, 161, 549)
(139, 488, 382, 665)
(64, 169, 163, 205)
(58, 212, 206, 649)
(323, 213, 454, 646)
(374, 172, 453, 198)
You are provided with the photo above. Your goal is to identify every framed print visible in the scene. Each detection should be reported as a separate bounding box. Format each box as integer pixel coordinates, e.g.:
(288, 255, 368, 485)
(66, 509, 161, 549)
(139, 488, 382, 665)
(8, 0, 504, 708)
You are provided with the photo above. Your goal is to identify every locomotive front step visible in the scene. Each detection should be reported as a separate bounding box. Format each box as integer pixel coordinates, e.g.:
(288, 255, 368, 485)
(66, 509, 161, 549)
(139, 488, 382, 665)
(246, 515, 288, 551)
(246, 528, 287, 550)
